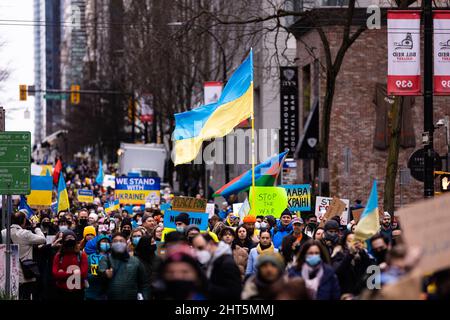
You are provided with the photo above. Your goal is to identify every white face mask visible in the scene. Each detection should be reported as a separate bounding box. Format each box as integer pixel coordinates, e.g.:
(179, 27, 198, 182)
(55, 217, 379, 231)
(261, 222, 268, 229)
(255, 222, 261, 230)
(196, 250, 212, 265)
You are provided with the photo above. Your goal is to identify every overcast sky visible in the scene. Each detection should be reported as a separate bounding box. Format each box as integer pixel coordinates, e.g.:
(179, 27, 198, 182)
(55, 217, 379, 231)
(0, 0, 35, 142)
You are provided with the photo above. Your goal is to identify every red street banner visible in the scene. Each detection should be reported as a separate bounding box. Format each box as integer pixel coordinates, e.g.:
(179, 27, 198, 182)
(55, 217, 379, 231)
(434, 11, 450, 95)
(387, 10, 421, 96)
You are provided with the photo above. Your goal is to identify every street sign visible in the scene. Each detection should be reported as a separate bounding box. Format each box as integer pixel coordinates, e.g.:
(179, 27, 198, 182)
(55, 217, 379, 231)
(0, 132, 31, 195)
(44, 93, 68, 100)
(408, 148, 442, 182)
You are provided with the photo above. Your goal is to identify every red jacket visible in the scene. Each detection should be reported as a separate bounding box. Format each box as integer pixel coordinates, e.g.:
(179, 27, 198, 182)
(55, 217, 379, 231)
(52, 251, 89, 291)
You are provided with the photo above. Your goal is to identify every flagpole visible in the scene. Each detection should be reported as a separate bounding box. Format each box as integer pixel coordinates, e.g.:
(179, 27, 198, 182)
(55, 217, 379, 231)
(250, 49, 256, 214)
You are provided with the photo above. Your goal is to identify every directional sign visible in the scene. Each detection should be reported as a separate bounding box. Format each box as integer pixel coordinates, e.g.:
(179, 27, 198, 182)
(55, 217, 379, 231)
(44, 93, 68, 100)
(0, 132, 31, 195)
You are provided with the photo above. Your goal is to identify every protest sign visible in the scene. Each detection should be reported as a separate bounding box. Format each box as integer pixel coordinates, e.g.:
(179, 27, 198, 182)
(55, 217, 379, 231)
(281, 184, 311, 211)
(77, 189, 94, 203)
(315, 196, 350, 226)
(397, 193, 450, 274)
(103, 174, 116, 189)
(163, 210, 209, 231)
(0, 244, 19, 299)
(206, 203, 215, 218)
(104, 199, 120, 214)
(172, 196, 207, 213)
(249, 187, 288, 218)
(160, 203, 171, 214)
(115, 177, 160, 205)
(233, 203, 243, 215)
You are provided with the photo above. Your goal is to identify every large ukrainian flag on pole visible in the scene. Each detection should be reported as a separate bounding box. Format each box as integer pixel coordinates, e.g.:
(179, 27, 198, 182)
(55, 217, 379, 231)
(56, 172, 70, 213)
(354, 180, 381, 241)
(173, 50, 254, 165)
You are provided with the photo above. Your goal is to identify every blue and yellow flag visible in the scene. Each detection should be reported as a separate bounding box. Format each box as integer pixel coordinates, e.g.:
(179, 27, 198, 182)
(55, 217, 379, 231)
(56, 172, 70, 213)
(173, 50, 254, 165)
(96, 160, 104, 185)
(19, 196, 34, 219)
(104, 199, 120, 214)
(354, 180, 381, 241)
(27, 175, 53, 206)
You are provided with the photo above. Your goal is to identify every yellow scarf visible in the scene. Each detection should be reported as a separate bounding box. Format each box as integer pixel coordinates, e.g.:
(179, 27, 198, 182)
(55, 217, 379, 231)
(257, 243, 275, 254)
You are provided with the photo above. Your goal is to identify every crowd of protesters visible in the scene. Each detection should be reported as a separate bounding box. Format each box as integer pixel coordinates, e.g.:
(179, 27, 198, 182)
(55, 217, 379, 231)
(1, 160, 450, 301)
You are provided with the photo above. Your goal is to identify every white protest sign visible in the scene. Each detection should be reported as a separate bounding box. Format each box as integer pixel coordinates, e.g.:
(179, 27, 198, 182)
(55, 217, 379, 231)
(206, 203, 216, 218)
(315, 196, 350, 225)
(103, 174, 116, 189)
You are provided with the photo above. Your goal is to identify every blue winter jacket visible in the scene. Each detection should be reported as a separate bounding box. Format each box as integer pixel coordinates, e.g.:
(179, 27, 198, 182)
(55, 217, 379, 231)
(287, 263, 341, 300)
(271, 221, 293, 250)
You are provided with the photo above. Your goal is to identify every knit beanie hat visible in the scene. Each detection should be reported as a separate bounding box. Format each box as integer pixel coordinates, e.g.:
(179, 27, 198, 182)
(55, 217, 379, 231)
(83, 226, 97, 238)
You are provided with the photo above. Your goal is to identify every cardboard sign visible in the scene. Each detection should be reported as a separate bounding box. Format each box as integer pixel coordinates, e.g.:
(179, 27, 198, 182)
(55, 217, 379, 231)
(315, 196, 350, 226)
(249, 186, 288, 218)
(206, 203, 216, 218)
(352, 208, 364, 224)
(77, 189, 94, 203)
(281, 184, 311, 211)
(115, 177, 160, 205)
(163, 210, 209, 231)
(397, 193, 450, 274)
(172, 196, 207, 213)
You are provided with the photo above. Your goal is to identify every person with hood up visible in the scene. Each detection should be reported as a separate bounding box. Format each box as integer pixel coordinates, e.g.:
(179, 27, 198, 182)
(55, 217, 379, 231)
(321, 219, 345, 271)
(80, 225, 96, 251)
(272, 209, 293, 250)
(85, 235, 111, 300)
(98, 233, 150, 300)
(192, 234, 242, 300)
(242, 252, 286, 300)
(287, 239, 340, 300)
(246, 230, 279, 278)
(264, 215, 277, 232)
(52, 230, 89, 300)
(134, 235, 162, 290)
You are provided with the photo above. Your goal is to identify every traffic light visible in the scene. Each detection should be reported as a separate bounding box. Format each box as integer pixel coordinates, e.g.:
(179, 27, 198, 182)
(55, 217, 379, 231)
(19, 85, 27, 101)
(440, 174, 450, 192)
(70, 84, 80, 105)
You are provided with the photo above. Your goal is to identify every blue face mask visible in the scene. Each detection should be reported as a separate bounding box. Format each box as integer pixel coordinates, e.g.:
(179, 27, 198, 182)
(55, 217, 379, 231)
(100, 242, 110, 252)
(132, 237, 141, 247)
(306, 254, 321, 267)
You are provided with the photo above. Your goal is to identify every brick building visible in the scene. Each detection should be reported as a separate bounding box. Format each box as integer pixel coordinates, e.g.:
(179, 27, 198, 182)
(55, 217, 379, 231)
(291, 8, 450, 210)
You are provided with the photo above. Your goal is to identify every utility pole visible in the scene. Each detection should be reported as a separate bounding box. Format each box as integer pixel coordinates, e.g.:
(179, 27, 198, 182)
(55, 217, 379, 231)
(424, 0, 435, 198)
(0, 107, 5, 230)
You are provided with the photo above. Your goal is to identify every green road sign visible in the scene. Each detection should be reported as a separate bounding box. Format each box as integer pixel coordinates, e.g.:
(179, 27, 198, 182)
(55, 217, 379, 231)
(44, 93, 68, 100)
(0, 131, 31, 195)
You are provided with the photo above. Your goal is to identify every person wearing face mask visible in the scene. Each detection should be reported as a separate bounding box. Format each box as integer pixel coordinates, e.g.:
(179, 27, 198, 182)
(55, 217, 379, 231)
(74, 209, 90, 241)
(370, 234, 390, 268)
(192, 234, 242, 300)
(39, 213, 58, 236)
(153, 245, 208, 300)
(288, 240, 340, 300)
(303, 215, 319, 239)
(174, 212, 190, 233)
(321, 220, 345, 270)
(134, 235, 162, 295)
(129, 228, 146, 255)
(98, 233, 149, 300)
(85, 235, 111, 300)
(58, 216, 70, 233)
(242, 215, 260, 244)
(120, 218, 133, 240)
(52, 230, 89, 300)
(264, 215, 277, 233)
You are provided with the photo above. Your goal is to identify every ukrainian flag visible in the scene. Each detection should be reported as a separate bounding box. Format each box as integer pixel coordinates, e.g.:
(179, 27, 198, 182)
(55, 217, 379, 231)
(27, 175, 53, 206)
(354, 180, 381, 241)
(173, 50, 254, 165)
(56, 172, 70, 213)
(105, 199, 120, 214)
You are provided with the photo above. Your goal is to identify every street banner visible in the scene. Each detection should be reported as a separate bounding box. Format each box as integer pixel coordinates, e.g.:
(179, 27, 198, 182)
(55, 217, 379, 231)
(206, 203, 215, 218)
(0, 244, 20, 299)
(115, 177, 160, 205)
(434, 11, 450, 94)
(279, 67, 299, 157)
(172, 196, 207, 213)
(249, 186, 288, 218)
(281, 184, 311, 211)
(105, 199, 120, 214)
(387, 10, 421, 95)
(397, 193, 450, 274)
(77, 189, 94, 203)
(103, 174, 116, 189)
(163, 210, 209, 231)
(315, 196, 350, 226)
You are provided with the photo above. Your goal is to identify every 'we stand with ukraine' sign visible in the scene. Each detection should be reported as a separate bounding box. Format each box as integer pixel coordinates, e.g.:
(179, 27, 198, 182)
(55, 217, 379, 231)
(115, 177, 160, 205)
